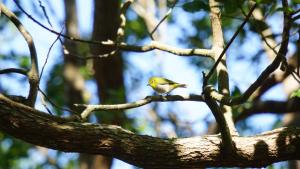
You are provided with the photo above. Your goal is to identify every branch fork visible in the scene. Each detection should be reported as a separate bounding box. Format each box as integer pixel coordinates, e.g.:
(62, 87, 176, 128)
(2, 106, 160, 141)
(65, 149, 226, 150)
(0, 3, 39, 107)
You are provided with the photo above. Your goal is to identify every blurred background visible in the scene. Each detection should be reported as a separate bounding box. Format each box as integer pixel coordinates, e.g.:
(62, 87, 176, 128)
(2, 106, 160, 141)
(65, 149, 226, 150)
(0, 0, 299, 168)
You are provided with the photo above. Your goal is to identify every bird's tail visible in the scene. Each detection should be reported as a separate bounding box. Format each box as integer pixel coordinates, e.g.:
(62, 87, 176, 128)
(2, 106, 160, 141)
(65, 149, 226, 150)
(177, 84, 187, 88)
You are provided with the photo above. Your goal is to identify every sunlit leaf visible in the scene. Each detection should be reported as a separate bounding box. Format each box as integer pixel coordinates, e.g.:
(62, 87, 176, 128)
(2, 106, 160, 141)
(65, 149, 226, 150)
(290, 88, 300, 98)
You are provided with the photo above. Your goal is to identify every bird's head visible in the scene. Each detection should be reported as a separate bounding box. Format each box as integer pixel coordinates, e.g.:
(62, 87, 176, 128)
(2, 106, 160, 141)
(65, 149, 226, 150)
(147, 77, 158, 88)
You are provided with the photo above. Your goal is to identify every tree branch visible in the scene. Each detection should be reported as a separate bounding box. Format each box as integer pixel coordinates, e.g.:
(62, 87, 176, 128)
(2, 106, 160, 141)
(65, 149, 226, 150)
(205, 2, 292, 106)
(204, 3, 257, 83)
(204, 88, 236, 156)
(12, 0, 213, 58)
(1, 3, 39, 107)
(235, 98, 300, 122)
(207, 0, 238, 149)
(0, 68, 28, 76)
(149, 0, 178, 39)
(88, 40, 214, 58)
(0, 94, 300, 168)
(75, 94, 205, 119)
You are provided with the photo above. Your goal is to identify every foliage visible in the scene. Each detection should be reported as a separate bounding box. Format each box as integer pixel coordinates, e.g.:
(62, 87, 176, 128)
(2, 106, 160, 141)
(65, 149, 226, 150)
(290, 88, 300, 98)
(0, 133, 31, 169)
(182, 0, 209, 12)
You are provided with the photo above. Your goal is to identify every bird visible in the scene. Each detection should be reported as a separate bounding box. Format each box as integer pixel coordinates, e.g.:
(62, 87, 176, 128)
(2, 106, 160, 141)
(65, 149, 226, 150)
(147, 76, 187, 95)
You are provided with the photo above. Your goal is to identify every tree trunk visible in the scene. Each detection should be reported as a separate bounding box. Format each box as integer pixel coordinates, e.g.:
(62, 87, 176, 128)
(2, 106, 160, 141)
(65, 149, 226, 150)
(63, 0, 86, 110)
(63, 0, 104, 168)
(89, 0, 129, 168)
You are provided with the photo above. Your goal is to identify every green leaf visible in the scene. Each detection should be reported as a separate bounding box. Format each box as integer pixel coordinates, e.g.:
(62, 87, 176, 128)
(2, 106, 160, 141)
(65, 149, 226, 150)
(79, 66, 92, 80)
(292, 0, 300, 4)
(290, 88, 300, 98)
(18, 56, 30, 68)
(182, 0, 209, 13)
(126, 16, 148, 40)
(223, 1, 243, 14)
(231, 86, 241, 97)
(275, 7, 294, 14)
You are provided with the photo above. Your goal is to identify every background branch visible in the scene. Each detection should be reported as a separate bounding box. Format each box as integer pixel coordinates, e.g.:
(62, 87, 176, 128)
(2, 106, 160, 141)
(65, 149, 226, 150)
(149, 0, 178, 39)
(12, 0, 213, 58)
(235, 98, 300, 122)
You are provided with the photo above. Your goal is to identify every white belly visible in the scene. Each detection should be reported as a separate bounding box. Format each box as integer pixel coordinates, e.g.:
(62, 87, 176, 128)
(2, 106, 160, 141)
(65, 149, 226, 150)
(154, 84, 173, 94)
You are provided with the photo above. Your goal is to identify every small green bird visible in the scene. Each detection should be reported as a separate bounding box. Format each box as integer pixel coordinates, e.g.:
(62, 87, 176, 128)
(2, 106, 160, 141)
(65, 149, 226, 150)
(147, 76, 187, 94)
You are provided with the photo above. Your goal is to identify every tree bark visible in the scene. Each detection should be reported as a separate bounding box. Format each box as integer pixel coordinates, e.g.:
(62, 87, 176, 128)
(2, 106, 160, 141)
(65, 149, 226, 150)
(0, 95, 300, 169)
(209, 0, 237, 136)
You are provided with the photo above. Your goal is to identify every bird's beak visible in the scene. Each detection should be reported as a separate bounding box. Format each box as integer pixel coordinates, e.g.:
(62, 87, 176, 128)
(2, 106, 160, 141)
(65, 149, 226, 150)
(147, 84, 150, 86)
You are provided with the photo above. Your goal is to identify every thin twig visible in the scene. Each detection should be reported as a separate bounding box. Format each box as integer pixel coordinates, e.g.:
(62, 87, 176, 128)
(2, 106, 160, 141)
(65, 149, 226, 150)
(37, 0, 67, 57)
(39, 27, 64, 80)
(40, 92, 53, 115)
(0, 68, 28, 76)
(291, 71, 300, 84)
(75, 94, 205, 119)
(38, 87, 76, 114)
(149, 0, 178, 39)
(38, 0, 53, 27)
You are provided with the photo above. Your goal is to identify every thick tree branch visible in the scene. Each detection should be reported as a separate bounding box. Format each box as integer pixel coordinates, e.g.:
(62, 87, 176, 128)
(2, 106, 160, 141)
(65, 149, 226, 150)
(207, 0, 238, 148)
(76, 94, 205, 119)
(1, 3, 39, 107)
(0, 95, 300, 168)
(204, 88, 236, 156)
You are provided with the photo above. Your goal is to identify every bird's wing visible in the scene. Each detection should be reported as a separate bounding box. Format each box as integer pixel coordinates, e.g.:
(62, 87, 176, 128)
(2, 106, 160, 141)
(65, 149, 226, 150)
(160, 78, 177, 85)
